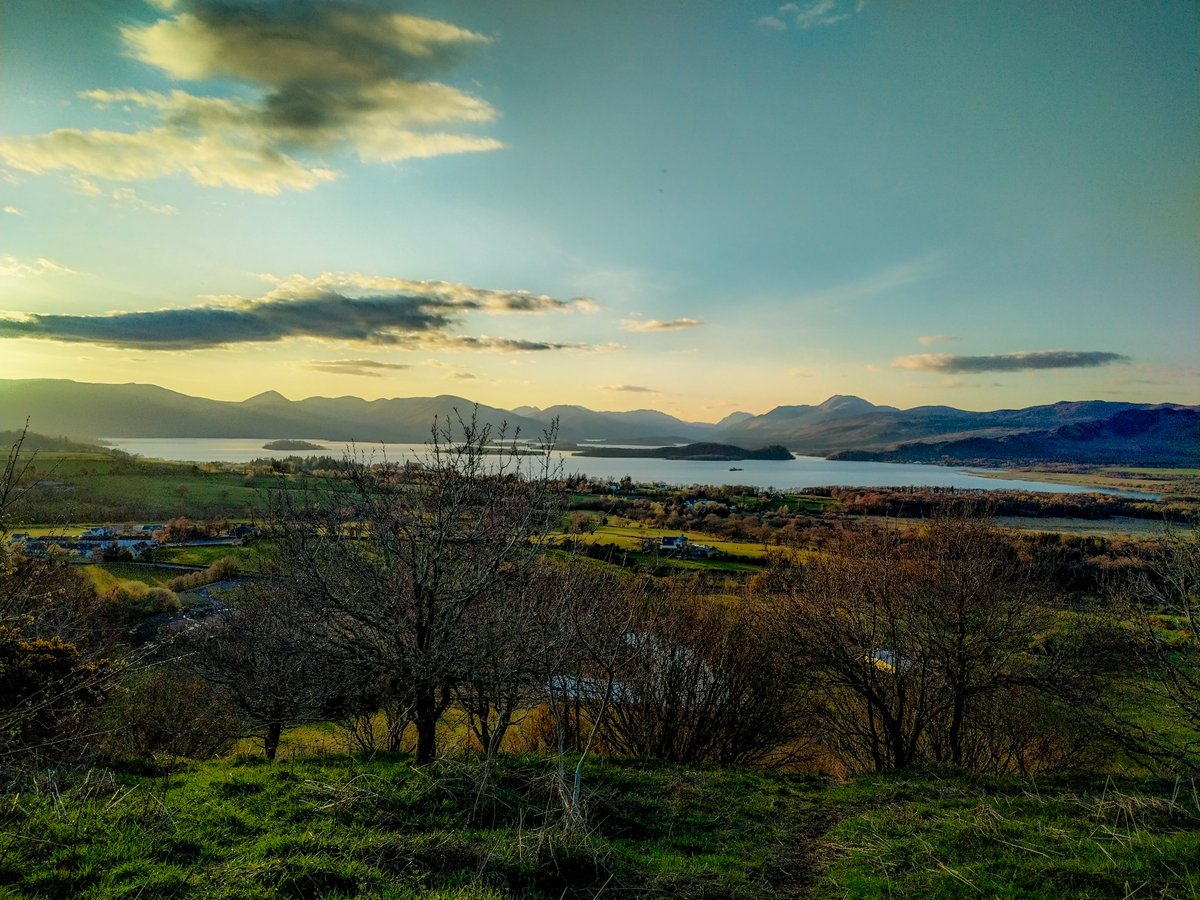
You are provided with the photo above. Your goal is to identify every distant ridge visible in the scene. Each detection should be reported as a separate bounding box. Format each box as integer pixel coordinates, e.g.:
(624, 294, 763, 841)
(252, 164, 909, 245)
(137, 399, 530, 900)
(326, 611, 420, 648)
(0, 379, 1192, 467)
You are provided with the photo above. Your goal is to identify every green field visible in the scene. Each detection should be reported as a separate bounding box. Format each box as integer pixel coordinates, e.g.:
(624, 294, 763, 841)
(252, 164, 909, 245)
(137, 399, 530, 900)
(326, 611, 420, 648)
(155, 544, 261, 567)
(12, 452, 289, 523)
(2, 755, 1194, 899)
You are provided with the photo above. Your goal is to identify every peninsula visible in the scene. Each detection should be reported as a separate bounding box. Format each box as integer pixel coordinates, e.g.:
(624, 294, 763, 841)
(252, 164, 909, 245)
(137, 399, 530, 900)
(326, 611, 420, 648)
(262, 439, 326, 451)
(574, 442, 793, 461)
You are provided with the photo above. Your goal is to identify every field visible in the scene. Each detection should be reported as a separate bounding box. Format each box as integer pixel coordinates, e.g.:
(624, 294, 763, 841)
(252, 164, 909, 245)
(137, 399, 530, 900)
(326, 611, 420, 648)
(558, 519, 778, 571)
(991, 515, 1174, 538)
(975, 465, 1200, 499)
(13, 452, 285, 523)
(2, 755, 1195, 899)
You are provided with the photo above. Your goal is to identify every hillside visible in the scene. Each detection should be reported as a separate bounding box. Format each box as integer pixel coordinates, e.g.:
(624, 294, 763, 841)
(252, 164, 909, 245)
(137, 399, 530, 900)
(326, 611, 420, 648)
(829, 406, 1200, 467)
(0, 379, 546, 443)
(0, 379, 1192, 466)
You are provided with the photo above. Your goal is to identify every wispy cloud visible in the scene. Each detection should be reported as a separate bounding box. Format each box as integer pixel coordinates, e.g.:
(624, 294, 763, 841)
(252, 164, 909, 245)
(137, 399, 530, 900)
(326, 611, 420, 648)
(0, 276, 596, 351)
(918, 334, 957, 346)
(2, 205, 22, 216)
(602, 384, 659, 393)
(893, 350, 1131, 374)
(305, 358, 412, 377)
(755, 15, 788, 31)
(0, 1, 501, 195)
(69, 175, 177, 213)
(0, 255, 75, 278)
(797, 255, 938, 306)
(620, 317, 707, 332)
(112, 187, 176, 215)
(1108, 363, 1200, 388)
(757, 0, 865, 31)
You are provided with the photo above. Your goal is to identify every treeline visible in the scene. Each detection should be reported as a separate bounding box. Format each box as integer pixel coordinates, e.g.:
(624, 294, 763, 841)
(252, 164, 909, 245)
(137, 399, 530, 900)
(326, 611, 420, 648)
(811, 484, 1192, 521)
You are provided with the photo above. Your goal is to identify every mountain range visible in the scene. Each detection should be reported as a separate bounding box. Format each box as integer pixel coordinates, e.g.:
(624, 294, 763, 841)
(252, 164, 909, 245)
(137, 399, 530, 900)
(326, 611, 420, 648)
(0, 379, 1195, 467)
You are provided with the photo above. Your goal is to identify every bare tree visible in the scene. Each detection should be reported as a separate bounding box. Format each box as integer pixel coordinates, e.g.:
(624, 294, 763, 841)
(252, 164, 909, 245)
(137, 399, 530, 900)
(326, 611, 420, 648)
(781, 513, 1069, 773)
(187, 581, 333, 760)
(263, 411, 560, 764)
(595, 578, 810, 765)
(1073, 523, 1200, 772)
(454, 560, 567, 762)
(538, 561, 645, 832)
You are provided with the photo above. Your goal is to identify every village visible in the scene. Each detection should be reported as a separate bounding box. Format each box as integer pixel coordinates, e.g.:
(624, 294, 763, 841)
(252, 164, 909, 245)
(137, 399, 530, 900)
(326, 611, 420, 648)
(6, 521, 256, 561)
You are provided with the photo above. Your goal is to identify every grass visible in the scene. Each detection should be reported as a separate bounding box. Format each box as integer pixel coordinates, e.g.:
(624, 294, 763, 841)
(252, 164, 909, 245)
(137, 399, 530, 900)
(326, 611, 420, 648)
(3, 758, 1196, 899)
(154, 544, 261, 567)
(571, 520, 777, 560)
(817, 773, 1200, 899)
(976, 466, 1200, 499)
(83, 563, 181, 592)
(13, 451, 298, 522)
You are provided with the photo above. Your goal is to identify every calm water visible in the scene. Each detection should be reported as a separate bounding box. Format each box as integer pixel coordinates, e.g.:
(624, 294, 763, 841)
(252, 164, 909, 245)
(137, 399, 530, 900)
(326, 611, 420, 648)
(102, 437, 1149, 497)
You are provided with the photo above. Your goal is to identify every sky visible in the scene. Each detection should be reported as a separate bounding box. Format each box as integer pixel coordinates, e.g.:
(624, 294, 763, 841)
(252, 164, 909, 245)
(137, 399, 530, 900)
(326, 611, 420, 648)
(1, 0, 1197, 422)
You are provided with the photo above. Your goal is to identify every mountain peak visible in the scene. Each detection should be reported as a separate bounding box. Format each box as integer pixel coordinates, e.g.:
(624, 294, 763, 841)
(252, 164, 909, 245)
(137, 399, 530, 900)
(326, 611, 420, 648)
(818, 394, 874, 411)
(244, 390, 289, 405)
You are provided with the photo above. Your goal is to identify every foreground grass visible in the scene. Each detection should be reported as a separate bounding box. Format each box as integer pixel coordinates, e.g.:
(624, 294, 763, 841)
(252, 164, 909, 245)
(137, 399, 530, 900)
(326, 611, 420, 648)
(2, 756, 1196, 899)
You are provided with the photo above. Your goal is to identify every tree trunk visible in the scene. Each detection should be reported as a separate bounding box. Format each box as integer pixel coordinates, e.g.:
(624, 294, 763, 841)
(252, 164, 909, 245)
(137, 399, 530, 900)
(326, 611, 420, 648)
(264, 718, 282, 761)
(414, 689, 438, 764)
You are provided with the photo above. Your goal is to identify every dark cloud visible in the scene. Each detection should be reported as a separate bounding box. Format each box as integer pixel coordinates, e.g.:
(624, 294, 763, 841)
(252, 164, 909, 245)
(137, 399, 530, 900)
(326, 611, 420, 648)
(0, 293, 454, 350)
(893, 350, 1131, 374)
(441, 336, 574, 352)
(306, 358, 412, 377)
(0, 283, 594, 352)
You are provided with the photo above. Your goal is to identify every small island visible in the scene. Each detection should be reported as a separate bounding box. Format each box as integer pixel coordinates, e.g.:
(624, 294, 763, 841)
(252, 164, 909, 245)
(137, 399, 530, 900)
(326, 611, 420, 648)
(575, 442, 793, 461)
(262, 439, 326, 451)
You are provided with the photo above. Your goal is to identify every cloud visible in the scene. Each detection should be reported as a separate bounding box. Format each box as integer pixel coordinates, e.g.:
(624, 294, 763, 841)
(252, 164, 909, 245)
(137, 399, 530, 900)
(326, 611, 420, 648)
(798, 255, 938, 306)
(69, 175, 176, 213)
(434, 335, 576, 352)
(759, 0, 865, 31)
(0, 277, 596, 351)
(755, 15, 788, 31)
(306, 358, 412, 377)
(0, 255, 75, 278)
(620, 317, 707, 332)
(1108, 363, 1200, 388)
(2, 206, 22, 216)
(602, 384, 659, 393)
(110, 187, 177, 215)
(258, 272, 597, 314)
(0, 2, 501, 195)
(892, 350, 1132, 374)
(918, 334, 957, 346)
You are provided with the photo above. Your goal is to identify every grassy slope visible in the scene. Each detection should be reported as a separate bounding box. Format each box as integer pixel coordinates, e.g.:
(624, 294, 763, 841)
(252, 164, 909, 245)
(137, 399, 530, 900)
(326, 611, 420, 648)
(12, 452, 287, 523)
(3, 756, 1195, 899)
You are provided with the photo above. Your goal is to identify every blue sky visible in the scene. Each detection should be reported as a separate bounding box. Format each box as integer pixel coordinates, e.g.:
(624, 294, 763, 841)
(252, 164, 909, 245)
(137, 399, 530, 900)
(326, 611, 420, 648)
(1, 0, 1196, 420)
